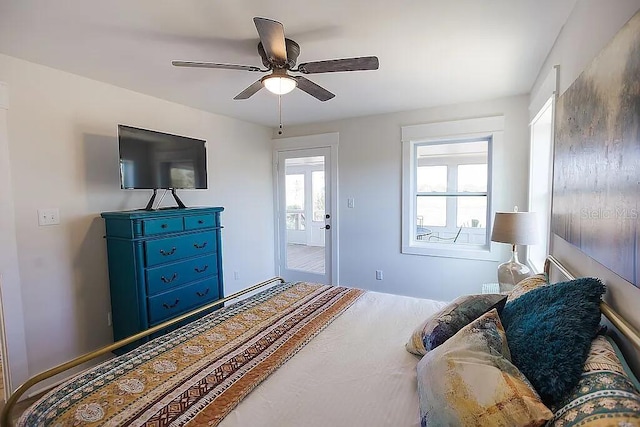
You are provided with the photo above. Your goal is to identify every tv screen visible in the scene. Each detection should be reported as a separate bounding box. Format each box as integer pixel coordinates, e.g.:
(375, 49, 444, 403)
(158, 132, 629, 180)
(118, 125, 207, 190)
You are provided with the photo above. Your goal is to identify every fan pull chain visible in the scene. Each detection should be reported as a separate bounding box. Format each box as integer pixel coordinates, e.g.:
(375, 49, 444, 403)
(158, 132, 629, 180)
(278, 94, 284, 135)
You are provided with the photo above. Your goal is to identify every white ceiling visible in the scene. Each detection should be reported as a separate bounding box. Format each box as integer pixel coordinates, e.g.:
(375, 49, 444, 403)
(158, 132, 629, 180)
(0, 0, 577, 127)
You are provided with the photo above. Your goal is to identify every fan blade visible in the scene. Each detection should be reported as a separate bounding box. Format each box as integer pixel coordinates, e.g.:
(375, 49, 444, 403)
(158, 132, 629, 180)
(172, 61, 262, 72)
(234, 80, 264, 100)
(293, 76, 335, 101)
(254, 17, 287, 67)
(297, 56, 379, 74)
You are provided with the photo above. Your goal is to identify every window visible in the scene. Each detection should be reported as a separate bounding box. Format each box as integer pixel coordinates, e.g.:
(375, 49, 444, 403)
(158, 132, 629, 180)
(402, 116, 504, 260)
(528, 97, 554, 271)
(415, 139, 489, 245)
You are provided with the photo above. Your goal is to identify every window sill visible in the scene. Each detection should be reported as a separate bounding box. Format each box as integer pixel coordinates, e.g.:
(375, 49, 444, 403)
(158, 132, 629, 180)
(402, 242, 501, 262)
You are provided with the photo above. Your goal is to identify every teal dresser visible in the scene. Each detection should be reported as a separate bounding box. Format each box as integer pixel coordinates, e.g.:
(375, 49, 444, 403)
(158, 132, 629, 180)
(101, 207, 224, 347)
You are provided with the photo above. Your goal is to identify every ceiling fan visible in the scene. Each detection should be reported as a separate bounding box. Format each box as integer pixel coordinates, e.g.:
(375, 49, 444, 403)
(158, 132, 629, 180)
(172, 17, 379, 102)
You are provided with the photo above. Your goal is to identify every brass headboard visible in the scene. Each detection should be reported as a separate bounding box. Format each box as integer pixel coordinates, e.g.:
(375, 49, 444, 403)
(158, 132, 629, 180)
(544, 255, 640, 351)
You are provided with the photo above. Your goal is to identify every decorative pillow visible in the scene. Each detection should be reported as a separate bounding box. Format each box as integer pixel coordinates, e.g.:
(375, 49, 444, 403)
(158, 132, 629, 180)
(417, 309, 553, 426)
(500, 277, 606, 406)
(606, 335, 640, 392)
(549, 335, 640, 426)
(405, 293, 507, 356)
(506, 273, 549, 303)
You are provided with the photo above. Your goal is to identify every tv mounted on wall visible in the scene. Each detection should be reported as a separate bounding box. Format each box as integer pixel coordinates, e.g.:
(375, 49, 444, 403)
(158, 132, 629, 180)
(118, 124, 208, 210)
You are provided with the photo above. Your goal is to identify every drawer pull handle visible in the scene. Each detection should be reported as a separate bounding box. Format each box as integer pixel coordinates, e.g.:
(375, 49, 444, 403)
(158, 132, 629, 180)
(162, 299, 180, 309)
(160, 247, 177, 256)
(161, 223, 168, 229)
(196, 288, 210, 298)
(161, 273, 178, 283)
(194, 265, 209, 273)
(194, 242, 208, 249)
(198, 220, 204, 224)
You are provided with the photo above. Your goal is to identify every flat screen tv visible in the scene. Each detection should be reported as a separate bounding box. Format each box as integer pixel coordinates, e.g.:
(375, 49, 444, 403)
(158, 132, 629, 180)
(118, 125, 207, 210)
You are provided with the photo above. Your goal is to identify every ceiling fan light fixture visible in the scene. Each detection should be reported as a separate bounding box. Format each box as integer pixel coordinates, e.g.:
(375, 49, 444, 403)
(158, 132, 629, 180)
(262, 75, 297, 95)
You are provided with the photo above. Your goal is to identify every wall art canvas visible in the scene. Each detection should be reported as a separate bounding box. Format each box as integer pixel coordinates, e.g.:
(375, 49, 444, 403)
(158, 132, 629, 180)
(552, 10, 640, 286)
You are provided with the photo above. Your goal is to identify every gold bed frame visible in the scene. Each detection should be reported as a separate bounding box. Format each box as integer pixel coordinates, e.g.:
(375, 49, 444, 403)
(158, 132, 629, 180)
(0, 276, 285, 426)
(544, 255, 640, 351)
(3, 256, 640, 425)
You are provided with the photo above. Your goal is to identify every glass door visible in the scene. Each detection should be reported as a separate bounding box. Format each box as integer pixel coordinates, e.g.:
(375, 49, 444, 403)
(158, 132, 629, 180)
(277, 147, 332, 283)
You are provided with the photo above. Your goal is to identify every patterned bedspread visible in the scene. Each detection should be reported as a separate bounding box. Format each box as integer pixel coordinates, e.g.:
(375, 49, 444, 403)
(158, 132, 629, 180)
(20, 282, 364, 426)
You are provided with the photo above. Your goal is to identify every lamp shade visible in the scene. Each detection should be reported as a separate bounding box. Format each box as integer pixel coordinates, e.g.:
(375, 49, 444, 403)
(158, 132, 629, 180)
(491, 211, 539, 245)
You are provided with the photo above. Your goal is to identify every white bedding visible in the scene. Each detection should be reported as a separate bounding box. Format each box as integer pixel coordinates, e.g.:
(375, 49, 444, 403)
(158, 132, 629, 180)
(220, 290, 446, 427)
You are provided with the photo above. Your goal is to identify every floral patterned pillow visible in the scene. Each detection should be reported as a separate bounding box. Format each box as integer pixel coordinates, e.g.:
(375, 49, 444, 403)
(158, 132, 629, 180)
(549, 335, 640, 426)
(406, 293, 507, 356)
(417, 309, 553, 426)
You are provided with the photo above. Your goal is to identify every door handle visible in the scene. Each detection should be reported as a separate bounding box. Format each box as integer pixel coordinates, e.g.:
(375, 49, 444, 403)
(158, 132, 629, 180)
(322, 225, 331, 230)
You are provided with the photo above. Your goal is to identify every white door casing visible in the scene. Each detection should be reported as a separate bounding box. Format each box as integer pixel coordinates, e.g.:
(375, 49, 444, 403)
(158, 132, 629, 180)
(0, 81, 30, 393)
(273, 133, 338, 284)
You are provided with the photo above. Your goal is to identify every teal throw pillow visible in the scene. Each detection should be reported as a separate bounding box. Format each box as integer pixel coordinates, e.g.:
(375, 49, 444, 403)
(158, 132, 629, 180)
(500, 277, 605, 406)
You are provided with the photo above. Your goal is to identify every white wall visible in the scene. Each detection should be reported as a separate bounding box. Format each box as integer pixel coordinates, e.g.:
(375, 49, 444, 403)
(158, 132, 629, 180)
(532, 1, 640, 98)
(274, 95, 530, 302)
(529, 1, 640, 369)
(0, 53, 275, 384)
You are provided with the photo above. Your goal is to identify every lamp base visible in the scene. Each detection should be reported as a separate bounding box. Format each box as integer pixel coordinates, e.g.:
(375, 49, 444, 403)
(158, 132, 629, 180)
(497, 249, 531, 293)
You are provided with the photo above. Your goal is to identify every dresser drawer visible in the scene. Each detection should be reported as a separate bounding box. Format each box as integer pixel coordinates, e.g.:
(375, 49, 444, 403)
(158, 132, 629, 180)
(146, 255, 217, 296)
(142, 217, 184, 235)
(147, 279, 220, 325)
(184, 214, 216, 231)
(145, 232, 216, 267)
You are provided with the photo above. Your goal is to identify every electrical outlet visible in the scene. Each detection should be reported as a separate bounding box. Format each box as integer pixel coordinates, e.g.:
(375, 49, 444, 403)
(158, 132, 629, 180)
(234, 271, 240, 280)
(38, 208, 60, 226)
(347, 198, 355, 208)
(375, 270, 383, 280)
(107, 312, 112, 326)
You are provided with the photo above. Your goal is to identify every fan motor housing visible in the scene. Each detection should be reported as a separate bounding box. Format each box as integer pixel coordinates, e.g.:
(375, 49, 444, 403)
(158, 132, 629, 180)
(258, 38, 300, 69)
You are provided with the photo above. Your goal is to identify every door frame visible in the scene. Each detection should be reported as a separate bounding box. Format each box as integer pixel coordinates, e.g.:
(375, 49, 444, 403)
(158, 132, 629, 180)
(0, 81, 30, 395)
(273, 133, 339, 284)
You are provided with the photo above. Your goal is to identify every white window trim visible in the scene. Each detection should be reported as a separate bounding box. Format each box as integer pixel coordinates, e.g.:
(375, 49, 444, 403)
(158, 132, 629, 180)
(526, 65, 558, 272)
(272, 133, 339, 284)
(402, 116, 504, 261)
(527, 97, 555, 273)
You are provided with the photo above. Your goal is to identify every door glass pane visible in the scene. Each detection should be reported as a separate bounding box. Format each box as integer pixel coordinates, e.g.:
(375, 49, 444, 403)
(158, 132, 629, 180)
(284, 156, 325, 274)
(312, 171, 325, 221)
(286, 174, 304, 211)
(286, 213, 305, 230)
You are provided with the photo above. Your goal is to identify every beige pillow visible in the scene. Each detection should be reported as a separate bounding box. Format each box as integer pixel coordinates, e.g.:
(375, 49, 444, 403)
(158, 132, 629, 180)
(417, 309, 553, 426)
(506, 273, 549, 303)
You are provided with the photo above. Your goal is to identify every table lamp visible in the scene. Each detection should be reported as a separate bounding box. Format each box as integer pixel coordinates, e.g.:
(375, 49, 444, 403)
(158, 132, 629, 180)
(491, 208, 539, 293)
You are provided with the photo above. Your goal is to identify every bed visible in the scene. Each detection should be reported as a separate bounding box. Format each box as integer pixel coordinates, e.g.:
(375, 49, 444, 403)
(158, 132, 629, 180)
(3, 255, 640, 426)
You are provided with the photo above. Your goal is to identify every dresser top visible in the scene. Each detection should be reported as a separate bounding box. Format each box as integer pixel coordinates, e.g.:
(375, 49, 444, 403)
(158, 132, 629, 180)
(101, 206, 224, 219)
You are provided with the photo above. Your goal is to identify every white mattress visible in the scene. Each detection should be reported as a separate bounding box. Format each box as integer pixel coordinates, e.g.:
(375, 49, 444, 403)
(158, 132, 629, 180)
(219, 290, 446, 427)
